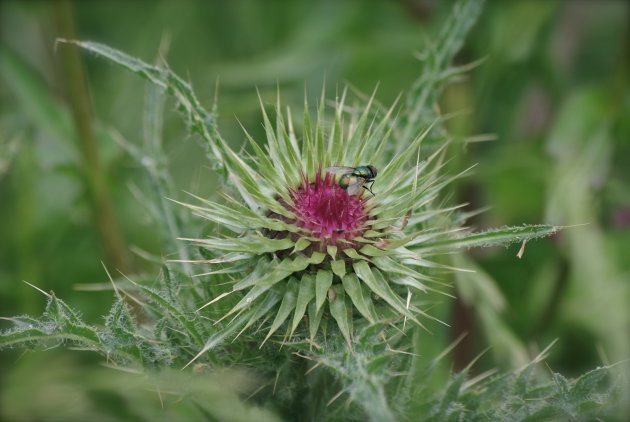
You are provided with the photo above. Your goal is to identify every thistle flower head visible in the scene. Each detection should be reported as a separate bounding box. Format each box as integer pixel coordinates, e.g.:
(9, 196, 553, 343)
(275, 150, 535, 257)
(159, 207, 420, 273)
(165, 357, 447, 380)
(179, 90, 456, 345)
(178, 87, 549, 347)
(279, 171, 369, 249)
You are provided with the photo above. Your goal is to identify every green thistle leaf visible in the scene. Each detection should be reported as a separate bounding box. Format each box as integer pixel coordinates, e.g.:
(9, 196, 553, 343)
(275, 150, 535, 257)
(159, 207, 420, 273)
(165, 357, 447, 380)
(315, 269, 334, 313)
(342, 274, 376, 323)
(291, 274, 315, 335)
(329, 285, 352, 346)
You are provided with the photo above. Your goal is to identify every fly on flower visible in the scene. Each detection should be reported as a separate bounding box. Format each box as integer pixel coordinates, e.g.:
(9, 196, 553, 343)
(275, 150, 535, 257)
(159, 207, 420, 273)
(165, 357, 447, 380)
(326, 165, 378, 196)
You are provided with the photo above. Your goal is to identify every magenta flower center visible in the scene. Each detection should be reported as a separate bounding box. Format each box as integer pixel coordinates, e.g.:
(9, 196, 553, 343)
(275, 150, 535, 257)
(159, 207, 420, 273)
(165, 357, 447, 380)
(290, 172, 368, 247)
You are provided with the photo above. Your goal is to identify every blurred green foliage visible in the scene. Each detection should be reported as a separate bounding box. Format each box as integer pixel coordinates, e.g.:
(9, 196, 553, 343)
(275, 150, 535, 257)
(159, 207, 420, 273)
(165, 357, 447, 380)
(1, 0, 628, 420)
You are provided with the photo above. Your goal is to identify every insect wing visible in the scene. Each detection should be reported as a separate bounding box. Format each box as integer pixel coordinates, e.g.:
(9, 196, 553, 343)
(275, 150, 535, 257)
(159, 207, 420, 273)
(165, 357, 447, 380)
(326, 166, 356, 175)
(346, 177, 365, 196)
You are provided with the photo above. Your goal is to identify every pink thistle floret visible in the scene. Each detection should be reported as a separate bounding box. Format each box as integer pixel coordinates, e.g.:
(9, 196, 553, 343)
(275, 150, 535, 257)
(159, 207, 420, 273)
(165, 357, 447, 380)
(289, 171, 369, 248)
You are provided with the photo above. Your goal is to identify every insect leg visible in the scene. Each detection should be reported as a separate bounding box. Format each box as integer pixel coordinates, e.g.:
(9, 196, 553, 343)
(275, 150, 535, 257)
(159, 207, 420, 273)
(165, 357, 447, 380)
(364, 181, 375, 196)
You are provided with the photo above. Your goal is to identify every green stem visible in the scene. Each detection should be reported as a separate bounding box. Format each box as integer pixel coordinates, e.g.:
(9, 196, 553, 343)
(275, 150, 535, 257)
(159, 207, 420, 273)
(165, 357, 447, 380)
(11, 143, 40, 313)
(53, 0, 132, 273)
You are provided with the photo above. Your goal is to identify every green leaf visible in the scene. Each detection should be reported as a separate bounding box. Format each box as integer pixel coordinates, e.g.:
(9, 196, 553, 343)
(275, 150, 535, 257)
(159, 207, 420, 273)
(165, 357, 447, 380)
(232, 257, 273, 290)
(360, 100, 399, 166)
(437, 372, 466, 416)
(353, 262, 419, 325)
(302, 95, 316, 177)
(329, 285, 352, 346)
(359, 244, 393, 257)
(344, 89, 377, 164)
(327, 88, 347, 165)
(185, 305, 264, 368)
(343, 248, 368, 260)
(412, 224, 559, 252)
(105, 299, 138, 341)
(291, 274, 315, 335)
(315, 269, 334, 312)
(277, 253, 319, 272)
(399, 0, 485, 144)
(293, 237, 311, 253)
(0, 326, 98, 351)
(308, 300, 325, 341)
(227, 284, 277, 317)
(569, 367, 608, 402)
(191, 236, 294, 254)
(241, 123, 288, 188)
(235, 289, 283, 339)
(259, 96, 299, 189)
(176, 195, 298, 233)
(389, 275, 427, 293)
(372, 256, 435, 284)
(130, 282, 204, 346)
(314, 88, 327, 169)
(378, 125, 436, 189)
(342, 274, 376, 323)
(331, 260, 346, 279)
(327, 245, 338, 259)
(263, 279, 298, 343)
(46, 295, 84, 325)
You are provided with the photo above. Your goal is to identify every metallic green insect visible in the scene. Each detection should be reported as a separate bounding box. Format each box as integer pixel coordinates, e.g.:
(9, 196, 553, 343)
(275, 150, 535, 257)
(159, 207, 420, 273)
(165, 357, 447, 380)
(326, 165, 378, 196)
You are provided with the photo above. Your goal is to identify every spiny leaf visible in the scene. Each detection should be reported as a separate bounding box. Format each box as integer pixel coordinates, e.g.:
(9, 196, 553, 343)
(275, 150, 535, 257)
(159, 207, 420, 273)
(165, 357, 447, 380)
(0, 326, 99, 351)
(190, 236, 294, 254)
(58, 40, 226, 163)
(263, 279, 298, 344)
(184, 305, 263, 368)
(315, 269, 334, 312)
(372, 256, 436, 284)
(359, 244, 393, 257)
(236, 289, 282, 338)
(344, 88, 377, 164)
(130, 282, 204, 346)
(412, 224, 560, 252)
(331, 260, 346, 279)
(353, 262, 420, 325)
(293, 237, 311, 253)
(308, 300, 325, 341)
(399, 0, 485, 144)
(291, 274, 315, 335)
(105, 299, 138, 340)
(328, 285, 352, 346)
(569, 367, 608, 402)
(342, 274, 376, 323)
(46, 295, 84, 325)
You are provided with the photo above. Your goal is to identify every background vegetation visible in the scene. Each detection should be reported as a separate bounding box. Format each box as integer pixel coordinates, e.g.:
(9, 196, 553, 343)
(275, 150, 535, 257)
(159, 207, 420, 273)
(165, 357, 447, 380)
(1, 0, 628, 420)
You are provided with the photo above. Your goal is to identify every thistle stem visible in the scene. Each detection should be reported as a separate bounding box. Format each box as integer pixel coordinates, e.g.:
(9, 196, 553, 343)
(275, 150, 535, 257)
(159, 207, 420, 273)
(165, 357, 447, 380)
(54, 0, 132, 273)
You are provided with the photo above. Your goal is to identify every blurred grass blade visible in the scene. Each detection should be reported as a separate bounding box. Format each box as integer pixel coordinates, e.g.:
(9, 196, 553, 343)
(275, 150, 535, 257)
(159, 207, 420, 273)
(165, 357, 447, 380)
(0, 45, 74, 145)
